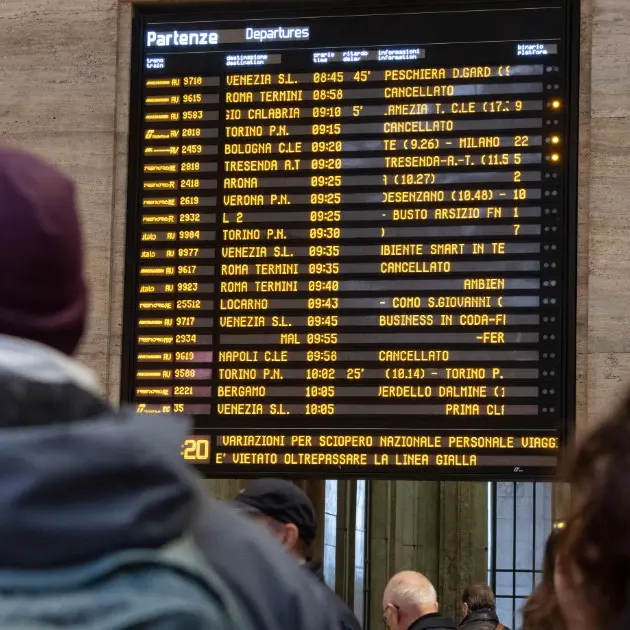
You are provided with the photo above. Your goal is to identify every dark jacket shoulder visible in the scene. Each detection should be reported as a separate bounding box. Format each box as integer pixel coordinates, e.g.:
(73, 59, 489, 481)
(411, 612, 457, 630)
(459, 608, 509, 630)
(306, 561, 362, 630)
(0, 336, 338, 630)
(195, 500, 339, 630)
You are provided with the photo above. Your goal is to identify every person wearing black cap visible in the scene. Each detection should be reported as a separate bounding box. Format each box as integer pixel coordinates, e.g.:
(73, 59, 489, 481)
(235, 478, 363, 630)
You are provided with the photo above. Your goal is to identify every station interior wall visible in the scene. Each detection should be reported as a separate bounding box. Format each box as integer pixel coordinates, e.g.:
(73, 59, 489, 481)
(2, 0, 617, 442)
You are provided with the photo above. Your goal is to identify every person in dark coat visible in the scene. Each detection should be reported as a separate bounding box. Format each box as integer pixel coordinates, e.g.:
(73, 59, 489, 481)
(234, 478, 362, 630)
(459, 584, 510, 630)
(0, 147, 338, 630)
(382, 571, 456, 630)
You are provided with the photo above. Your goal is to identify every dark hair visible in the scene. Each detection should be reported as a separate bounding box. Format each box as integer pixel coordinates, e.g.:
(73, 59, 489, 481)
(557, 392, 630, 626)
(267, 516, 313, 560)
(461, 584, 495, 612)
(295, 534, 313, 561)
(521, 526, 566, 630)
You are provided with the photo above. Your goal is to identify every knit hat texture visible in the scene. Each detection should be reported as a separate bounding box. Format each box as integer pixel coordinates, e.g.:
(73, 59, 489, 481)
(0, 148, 86, 355)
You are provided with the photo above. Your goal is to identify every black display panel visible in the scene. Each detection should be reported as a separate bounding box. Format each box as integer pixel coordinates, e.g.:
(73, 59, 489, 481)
(124, 0, 579, 480)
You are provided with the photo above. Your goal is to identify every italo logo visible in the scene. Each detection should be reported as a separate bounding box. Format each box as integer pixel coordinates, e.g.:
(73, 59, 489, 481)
(146, 30, 219, 47)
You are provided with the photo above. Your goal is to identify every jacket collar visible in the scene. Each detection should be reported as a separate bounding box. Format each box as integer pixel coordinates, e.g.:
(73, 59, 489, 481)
(0, 334, 100, 396)
(409, 612, 457, 629)
(460, 608, 500, 626)
(305, 560, 324, 581)
(0, 334, 200, 569)
(0, 335, 106, 428)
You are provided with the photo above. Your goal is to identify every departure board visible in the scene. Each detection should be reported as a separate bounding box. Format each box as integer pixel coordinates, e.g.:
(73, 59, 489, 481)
(123, 0, 579, 480)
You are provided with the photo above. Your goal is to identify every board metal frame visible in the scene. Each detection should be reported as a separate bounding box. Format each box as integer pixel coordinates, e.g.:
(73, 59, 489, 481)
(122, 0, 580, 481)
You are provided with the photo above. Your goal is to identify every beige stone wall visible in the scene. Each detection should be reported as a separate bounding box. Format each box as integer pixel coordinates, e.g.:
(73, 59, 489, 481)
(583, 0, 630, 428)
(0, 0, 118, 387)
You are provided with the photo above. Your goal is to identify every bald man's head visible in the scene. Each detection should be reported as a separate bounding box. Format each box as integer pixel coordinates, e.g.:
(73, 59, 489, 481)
(382, 571, 439, 630)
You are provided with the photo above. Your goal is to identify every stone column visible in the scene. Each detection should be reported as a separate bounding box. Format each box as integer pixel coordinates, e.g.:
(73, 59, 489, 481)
(436, 482, 488, 619)
(368, 480, 487, 627)
(335, 480, 358, 603)
(295, 478, 327, 561)
(552, 483, 571, 522)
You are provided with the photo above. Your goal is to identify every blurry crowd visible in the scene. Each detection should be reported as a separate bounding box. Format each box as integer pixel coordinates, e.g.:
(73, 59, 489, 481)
(0, 146, 627, 629)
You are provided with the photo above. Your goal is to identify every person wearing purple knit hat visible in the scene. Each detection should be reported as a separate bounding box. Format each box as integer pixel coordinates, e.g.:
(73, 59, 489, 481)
(0, 148, 338, 629)
(0, 148, 86, 355)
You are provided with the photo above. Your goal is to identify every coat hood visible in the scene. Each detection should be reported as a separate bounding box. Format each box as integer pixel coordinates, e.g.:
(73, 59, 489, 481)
(0, 335, 198, 569)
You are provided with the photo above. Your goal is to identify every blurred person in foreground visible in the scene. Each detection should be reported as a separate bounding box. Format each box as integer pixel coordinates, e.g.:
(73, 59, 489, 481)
(458, 584, 510, 630)
(521, 522, 566, 630)
(234, 478, 362, 630)
(382, 570, 456, 630)
(0, 147, 337, 629)
(552, 391, 630, 630)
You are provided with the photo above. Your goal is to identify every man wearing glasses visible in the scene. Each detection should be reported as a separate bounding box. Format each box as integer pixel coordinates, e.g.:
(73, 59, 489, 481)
(382, 571, 456, 630)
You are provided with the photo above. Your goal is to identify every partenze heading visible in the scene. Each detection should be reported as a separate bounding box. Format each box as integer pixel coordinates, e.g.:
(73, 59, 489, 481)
(146, 26, 310, 48)
(146, 30, 219, 47)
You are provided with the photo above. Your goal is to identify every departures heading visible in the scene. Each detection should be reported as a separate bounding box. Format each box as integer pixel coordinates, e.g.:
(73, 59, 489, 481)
(123, 0, 578, 479)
